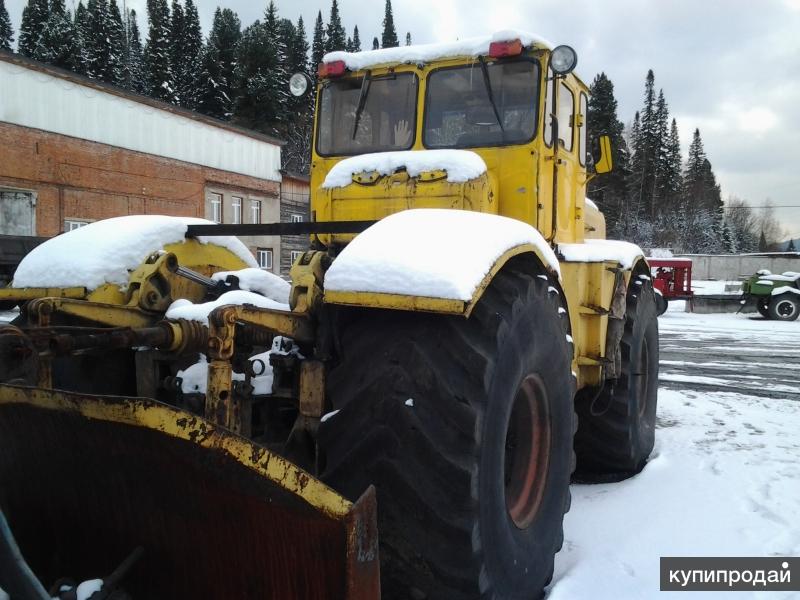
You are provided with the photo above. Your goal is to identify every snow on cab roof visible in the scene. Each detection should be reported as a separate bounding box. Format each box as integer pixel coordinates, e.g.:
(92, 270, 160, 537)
(322, 30, 554, 72)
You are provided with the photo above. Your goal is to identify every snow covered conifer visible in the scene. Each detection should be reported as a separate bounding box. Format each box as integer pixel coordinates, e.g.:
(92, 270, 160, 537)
(82, 0, 124, 84)
(144, 0, 176, 102)
(233, 19, 286, 131)
(325, 0, 346, 52)
(372, 36, 379, 50)
(381, 0, 399, 48)
(311, 10, 325, 75)
(351, 25, 361, 51)
(33, 0, 83, 72)
(167, 0, 184, 103)
(178, 0, 202, 107)
(196, 7, 240, 120)
(0, 0, 14, 51)
(405, 31, 411, 46)
(123, 9, 146, 93)
(18, 0, 49, 57)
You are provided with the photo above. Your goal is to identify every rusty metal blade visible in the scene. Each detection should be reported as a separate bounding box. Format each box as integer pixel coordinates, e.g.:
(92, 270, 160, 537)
(0, 384, 380, 600)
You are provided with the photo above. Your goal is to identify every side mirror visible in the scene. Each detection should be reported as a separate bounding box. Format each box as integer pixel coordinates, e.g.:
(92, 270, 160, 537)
(594, 135, 613, 174)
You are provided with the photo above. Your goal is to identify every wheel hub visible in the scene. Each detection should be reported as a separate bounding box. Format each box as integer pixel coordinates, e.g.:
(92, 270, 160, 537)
(504, 375, 551, 529)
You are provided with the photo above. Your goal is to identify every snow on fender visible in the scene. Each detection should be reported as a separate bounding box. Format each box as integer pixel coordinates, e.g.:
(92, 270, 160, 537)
(323, 209, 560, 316)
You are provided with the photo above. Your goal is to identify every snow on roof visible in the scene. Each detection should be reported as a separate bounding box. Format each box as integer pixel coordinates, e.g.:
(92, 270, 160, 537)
(12, 215, 257, 290)
(322, 150, 487, 189)
(324, 209, 559, 302)
(323, 30, 554, 71)
(558, 239, 645, 269)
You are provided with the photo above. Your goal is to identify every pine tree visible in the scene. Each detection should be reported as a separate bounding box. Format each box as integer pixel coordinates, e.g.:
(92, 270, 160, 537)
(18, 0, 49, 57)
(758, 230, 767, 252)
(167, 0, 184, 103)
(311, 10, 325, 73)
(33, 0, 83, 71)
(372, 36, 379, 50)
(381, 0, 398, 48)
(325, 0, 346, 52)
(351, 25, 361, 51)
(83, 0, 124, 84)
(405, 32, 411, 46)
(123, 8, 146, 93)
(651, 89, 670, 217)
(629, 70, 658, 221)
(664, 119, 683, 208)
(0, 0, 14, 51)
(787, 238, 796, 252)
(233, 17, 287, 133)
(196, 7, 240, 119)
(143, 0, 175, 102)
(587, 72, 630, 237)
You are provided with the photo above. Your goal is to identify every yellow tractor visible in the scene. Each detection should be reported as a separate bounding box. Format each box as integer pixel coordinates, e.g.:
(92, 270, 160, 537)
(0, 32, 658, 600)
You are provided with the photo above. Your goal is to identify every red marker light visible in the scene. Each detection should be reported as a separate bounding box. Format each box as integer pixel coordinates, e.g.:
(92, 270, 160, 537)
(488, 39, 523, 58)
(317, 60, 347, 78)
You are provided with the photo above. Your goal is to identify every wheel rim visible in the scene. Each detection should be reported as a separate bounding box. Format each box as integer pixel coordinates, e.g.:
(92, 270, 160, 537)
(637, 337, 650, 417)
(776, 300, 796, 318)
(504, 374, 551, 529)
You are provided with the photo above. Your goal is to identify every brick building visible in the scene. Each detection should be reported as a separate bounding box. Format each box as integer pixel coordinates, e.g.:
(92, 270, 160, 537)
(0, 51, 288, 275)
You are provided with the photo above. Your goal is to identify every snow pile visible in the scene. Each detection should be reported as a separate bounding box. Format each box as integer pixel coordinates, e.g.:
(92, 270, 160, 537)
(166, 290, 289, 325)
(321, 150, 487, 189)
(558, 239, 644, 269)
(211, 268, 290, 304)
(12, 216, 257, 290)
(648, 247, 674, 258)
(324, 209, 559, 301)
(323, 30, 553, 71)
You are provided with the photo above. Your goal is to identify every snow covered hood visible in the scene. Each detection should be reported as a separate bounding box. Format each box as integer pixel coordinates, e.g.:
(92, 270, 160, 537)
(12, 215, 257, 290)
(323, 30, 553, 71)
(324, 209, 559, 302)
(321, 150, 487, 189)
(558, 239, 645, 269)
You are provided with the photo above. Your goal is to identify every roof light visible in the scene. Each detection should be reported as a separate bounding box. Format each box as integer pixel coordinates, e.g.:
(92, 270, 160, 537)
(550, 45, 578, 75)
(489, 39, 523, 59)
(488, 39, 523, 58)
(317, 60, 347, 78)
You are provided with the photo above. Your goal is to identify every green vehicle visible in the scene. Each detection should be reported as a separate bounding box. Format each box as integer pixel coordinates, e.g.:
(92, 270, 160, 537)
(741, 270, 800, 321)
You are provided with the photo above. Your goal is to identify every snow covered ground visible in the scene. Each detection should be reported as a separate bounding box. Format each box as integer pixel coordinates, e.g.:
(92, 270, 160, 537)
(548, 302, 800, 599)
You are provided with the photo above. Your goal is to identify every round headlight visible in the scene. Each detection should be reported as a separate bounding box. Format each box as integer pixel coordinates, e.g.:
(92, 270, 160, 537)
(550, 45, 578, 75)
(289, 72, 311, 97)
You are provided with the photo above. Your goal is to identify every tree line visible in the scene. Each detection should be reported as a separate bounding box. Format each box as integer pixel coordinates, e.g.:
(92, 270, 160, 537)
(0, 0, 409, 174)
(587, 70, 783, 254)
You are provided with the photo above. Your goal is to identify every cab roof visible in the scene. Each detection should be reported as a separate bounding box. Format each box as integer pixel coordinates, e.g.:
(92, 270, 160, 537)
(321, 30, 554, 72)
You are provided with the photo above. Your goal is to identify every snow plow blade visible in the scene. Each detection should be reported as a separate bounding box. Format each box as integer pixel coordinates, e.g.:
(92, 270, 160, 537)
(0, 384, 380, 600)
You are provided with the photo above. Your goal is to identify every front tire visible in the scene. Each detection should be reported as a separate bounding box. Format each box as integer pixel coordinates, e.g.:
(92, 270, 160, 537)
(756, 299, 770, 318)
(320, 259, 575, 599)
(574, 272, 659, 481)
(767, 294, 800, 321)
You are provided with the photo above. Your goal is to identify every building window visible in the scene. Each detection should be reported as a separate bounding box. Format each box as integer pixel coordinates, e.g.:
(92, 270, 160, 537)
(210, 193, 223, 223)
(290, 213, 304, 223)
(251, 200, 262, 224)
(257, 248, 273, 270)
(290, 250, 304, 264)
(231, 196, 242, 224)
(65, 219, 89, 231)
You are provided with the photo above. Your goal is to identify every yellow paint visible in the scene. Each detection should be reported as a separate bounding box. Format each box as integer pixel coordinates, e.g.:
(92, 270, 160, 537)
(0, 384, 353, 520)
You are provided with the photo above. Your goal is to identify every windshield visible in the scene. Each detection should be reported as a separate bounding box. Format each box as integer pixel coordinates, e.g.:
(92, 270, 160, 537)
(316, 73, 418, 156)
(424, 60, 540, 148)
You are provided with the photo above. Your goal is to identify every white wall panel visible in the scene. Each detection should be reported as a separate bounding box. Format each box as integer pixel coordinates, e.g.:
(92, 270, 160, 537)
(0, 60, 281, 182)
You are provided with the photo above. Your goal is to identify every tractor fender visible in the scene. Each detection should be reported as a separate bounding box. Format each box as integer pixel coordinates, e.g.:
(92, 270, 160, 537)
(323, 209, 561, 317)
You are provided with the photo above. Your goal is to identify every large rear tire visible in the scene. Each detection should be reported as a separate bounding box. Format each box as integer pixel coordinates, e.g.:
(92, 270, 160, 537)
(320, 259, 575, 599)
(574, 272, 659, 481)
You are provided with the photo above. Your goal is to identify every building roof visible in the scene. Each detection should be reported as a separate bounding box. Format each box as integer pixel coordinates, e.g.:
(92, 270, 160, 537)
(0, 50, 284, 147)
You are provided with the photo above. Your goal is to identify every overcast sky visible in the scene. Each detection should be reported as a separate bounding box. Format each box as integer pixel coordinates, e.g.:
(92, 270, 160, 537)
(7, 0, 800, 237)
